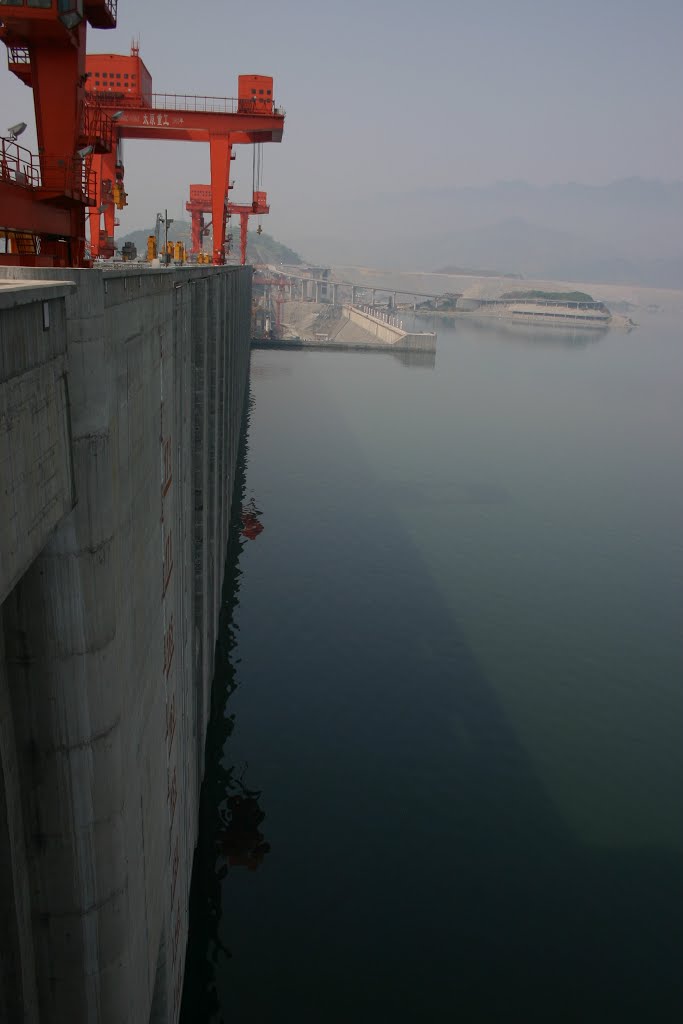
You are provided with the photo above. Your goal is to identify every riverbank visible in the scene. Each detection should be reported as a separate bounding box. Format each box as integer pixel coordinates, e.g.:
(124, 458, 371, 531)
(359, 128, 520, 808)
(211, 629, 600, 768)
(333, 265, 683, 320)
(412, 304, 635, 330)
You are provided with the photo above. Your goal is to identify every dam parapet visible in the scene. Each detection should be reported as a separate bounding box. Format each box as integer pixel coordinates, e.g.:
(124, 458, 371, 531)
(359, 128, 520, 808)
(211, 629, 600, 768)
(342, 304, 436, 350)
(0, 265, 252, 1023)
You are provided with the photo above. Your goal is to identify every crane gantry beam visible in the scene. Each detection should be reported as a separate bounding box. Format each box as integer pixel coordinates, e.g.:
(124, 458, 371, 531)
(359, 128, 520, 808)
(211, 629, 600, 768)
(86, 52, 284, 263)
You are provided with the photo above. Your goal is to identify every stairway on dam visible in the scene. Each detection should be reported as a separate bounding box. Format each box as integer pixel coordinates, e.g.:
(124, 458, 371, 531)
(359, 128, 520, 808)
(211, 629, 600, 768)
(0, 265, 252, 1023)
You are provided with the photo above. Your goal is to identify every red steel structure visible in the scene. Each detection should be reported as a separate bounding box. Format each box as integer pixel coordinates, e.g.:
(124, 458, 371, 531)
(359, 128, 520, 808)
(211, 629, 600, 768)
(85, 51, 284, 263)
(253, 272, 287, 335)
(0, 0, 118, 266)
(0, 6, 285, 267)
(186, 184, 269, 265)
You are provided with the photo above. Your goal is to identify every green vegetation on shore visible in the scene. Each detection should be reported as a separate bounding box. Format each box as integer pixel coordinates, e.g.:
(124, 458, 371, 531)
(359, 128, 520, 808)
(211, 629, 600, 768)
(249, 231, 302, 265)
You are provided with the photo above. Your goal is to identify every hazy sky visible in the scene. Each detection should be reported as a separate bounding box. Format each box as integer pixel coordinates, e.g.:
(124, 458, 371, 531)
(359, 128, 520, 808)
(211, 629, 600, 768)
(1, 0, 681, 244)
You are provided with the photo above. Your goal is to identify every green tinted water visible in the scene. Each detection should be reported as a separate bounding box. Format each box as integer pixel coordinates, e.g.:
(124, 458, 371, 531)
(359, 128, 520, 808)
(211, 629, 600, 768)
(182, 313, 683, 1022)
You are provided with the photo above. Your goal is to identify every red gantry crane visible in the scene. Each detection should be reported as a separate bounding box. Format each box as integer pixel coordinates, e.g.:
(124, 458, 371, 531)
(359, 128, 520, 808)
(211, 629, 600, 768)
(85, 46, 284, 263)
(186, 184, 269, 265)
(253, 271, 287, 337)
(0, 0, 118, 266)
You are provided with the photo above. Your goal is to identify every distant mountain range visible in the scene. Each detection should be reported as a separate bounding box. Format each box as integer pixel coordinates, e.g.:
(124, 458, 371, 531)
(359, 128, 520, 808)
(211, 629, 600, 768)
(290, 178, 683, 288)
(116, 180, 683, 289)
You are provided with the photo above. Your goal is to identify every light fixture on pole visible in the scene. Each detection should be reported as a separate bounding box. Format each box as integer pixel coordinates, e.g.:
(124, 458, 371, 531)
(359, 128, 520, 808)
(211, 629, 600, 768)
(7, 122, 27, 142)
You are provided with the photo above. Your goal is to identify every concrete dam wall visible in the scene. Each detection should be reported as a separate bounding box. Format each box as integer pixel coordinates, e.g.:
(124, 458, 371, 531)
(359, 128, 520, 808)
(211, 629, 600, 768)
(0, 265, 252, 1023)
(0, 281, 77, 609)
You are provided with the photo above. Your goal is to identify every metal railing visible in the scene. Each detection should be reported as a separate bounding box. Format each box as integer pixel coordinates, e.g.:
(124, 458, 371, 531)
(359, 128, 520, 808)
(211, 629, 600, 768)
(89, 91, 284, 117)
(152, 93, 241, 114)
(359, 305, 405, 331)
(81, 100, 114, 151)
(151, 94, 284, 116)
(1, 138, 97, 203)
(7, 45, 30, 66)
(0, 137, 40, 189)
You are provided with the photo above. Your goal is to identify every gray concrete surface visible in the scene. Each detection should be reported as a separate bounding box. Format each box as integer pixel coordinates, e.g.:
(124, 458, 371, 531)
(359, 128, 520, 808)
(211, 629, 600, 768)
(0, 265, 252, 1023)
(0, 282, 77, 608)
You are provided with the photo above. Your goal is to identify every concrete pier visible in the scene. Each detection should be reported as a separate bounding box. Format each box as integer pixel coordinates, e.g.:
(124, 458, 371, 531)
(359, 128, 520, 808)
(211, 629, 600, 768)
(0, 265, 252, 1023)
(343, 304, 437, 351)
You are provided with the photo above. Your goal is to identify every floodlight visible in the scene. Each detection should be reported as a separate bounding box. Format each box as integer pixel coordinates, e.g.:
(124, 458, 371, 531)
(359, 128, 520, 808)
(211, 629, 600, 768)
(110, 111, 124, 122)
(7, 122, 27, 141)
(76, 145, 94, 159)
(59, 11, 83, 30)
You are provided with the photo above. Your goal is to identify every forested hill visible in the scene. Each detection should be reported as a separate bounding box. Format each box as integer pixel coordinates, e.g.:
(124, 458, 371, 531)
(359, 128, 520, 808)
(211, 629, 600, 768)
(116, 220, 302, 265)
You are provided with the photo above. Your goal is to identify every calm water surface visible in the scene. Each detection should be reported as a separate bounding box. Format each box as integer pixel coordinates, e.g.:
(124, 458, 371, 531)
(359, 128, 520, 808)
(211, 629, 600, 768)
(182, 311, 683, 1022)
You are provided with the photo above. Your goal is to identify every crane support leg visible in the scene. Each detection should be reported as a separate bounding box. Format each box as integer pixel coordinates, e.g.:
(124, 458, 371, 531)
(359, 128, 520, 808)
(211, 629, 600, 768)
(30, 32, 85, 188)
(239, 211, 249, 266)
(104, 201, 116, 253)
(89, 150, 116, 259)
(209, 135, 232, 265)
(190, 210, 204, 254)
(87, 206, 101, 260)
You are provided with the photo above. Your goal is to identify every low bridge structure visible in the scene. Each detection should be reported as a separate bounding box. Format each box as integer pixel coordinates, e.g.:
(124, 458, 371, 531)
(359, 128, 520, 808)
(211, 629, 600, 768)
(265, 269, 452, 310)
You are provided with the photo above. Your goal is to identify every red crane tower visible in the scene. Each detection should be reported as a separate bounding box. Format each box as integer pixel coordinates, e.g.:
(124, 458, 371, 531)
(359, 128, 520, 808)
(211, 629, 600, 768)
(186, 184, 269, 264)
(253, 272, 287, 337)
(84, 49, 284, 263)
(0, 0, 118, 266)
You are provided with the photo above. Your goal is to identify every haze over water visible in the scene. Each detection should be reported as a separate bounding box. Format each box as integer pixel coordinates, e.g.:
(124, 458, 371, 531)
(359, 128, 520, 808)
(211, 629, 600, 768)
(182, 306, 683, 1021)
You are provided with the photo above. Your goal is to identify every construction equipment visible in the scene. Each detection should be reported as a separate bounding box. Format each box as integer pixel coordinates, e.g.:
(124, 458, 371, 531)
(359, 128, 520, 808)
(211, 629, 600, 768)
(0, 0, 118, 266)
(186, 185, 269, 265)
(85, 46, 284, 264)
(120, 239, 137, 261)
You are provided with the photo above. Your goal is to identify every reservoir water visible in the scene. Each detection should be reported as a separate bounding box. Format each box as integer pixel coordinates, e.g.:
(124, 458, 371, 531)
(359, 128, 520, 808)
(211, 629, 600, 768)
(182, 310, 683, 1022)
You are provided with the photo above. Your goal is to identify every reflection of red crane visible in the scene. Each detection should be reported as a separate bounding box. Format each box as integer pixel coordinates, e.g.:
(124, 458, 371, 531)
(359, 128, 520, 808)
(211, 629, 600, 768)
(186, 185, 269, 264)
(240, 497, 264, 540)
(0, 0, 118, 266)
(84, 47, 284, 263)
(217, 778, 270, 871)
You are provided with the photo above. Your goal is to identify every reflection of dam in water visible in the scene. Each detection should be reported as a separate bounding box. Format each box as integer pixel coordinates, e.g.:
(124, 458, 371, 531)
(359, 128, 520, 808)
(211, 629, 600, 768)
(413, 311, 608, 349)
(180, 413, 271, 1019)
